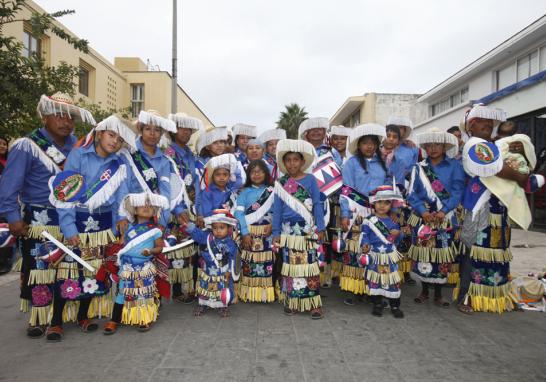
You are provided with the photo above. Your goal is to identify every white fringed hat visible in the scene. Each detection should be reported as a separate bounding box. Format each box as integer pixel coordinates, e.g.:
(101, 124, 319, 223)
(37, 92, 96, 125)
(168, 112, 203, 131)
(232, 123, 257, 143)
(463, 104, 507, 133)
(387, 115, 413, 140)
(462, 136, 503, 177)
(203, 153, 238, 187)
(329, 125, 351, 137)
(348, 123, 386, 155)
(204, 209, 238, 227)
(369, 184, 404, 206)
(417, 127, 459, 158)
(298, 117, 329, 139)
(275, 139, 316, 174)
(119, 192, 170, 222)
(197, 126, 228, 154)
(137, 110, 177, 133)
(258, 128, 287, 143)
(82, 115, 137, 151)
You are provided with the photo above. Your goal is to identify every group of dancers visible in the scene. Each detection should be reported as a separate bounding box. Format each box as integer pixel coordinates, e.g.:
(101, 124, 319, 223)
(0, 92, 543, 342)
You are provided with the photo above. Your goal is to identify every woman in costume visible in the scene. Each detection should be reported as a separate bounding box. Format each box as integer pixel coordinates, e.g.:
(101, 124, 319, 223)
(339, 124, 389, 306)
(272, 139, 326, 319)
(406, 127, 464, 308)
(235, 160, 275, 303)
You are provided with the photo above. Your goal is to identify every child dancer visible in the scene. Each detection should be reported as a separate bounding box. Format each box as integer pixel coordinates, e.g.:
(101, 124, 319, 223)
(234, 160, 275, 303)
(272, 139, 326, 319)
(200, 153, 239, 219)
(182, 209, 239, 317)
(259, 128, 286, 181)
(360, 185, 405, 318)
(103, 192, 169, 334)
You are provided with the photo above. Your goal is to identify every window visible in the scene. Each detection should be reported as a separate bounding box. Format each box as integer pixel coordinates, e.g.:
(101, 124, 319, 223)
(430, 86, 468, 117)
(540, 46, 546, 71)
(79, 66, 89, 96)
(131, 84, 144, 118)
(350, 110, 360, 127)
(496, 64, 514, 90)
(22, 30, 41, 58)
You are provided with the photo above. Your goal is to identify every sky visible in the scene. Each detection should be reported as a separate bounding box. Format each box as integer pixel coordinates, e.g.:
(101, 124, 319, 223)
(36, 0, 546, 129)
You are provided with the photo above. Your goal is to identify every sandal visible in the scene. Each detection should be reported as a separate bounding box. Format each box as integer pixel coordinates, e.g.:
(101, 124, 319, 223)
(103, 321, 118, 335)
(343, 297, 355, 306)
(414, 294, 429, 304)
(182, 295, 196, 305)
(26, 325, 45, 339)
(457, 303, 473, 315)
(219, 307, 230, 318)
(78, 319, 98, 333)
(194, 306, 207, 317)
(283, 306, 296, 316)
(434, 298, 450, 308)
(138, 324, 151, 332)
(310, 308, 324, 320)
(46, 325, 64, 342)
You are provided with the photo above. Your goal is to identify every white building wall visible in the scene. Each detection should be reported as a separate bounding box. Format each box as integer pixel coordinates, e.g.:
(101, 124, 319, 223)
(374, 94, 427, 126)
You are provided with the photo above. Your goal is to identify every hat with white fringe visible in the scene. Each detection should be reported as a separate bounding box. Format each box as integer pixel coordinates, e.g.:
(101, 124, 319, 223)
(258, 128, 286, 143)
(276, 139, 316, 174)
(329, 125, 351, 137)
(232, 123, 257, 143)
(298, 117, 329, 139)
(387, 116, 413, 140)
(347, 123, 386, 155)
(37, 92, 96, 125)
(119, 192, 170, 222)
(369, 184, 404, 206)
(137, 110, 176, 133)
(203, 153, 238, 188)
(197, 126, 228, 154)
(417, 127, 459, 158)
(463, 104, 507, 133)
(168, 112, 203, 131)
(82, 115, 137, 151)
(204, 209, 238, 227)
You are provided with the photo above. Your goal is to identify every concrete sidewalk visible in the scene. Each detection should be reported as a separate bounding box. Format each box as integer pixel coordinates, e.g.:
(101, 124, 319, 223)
(0, 229, 544, 382)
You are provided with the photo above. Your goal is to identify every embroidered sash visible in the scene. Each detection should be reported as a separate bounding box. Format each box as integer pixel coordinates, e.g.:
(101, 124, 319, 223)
(362, 216, 392, 246)
(422, 162, 450, 200)
(165, 146, 194, 187)
(131, 150, 159, 193)
(274, 175, 314, 227)
(116, 223, 163, 261)
(28, 129, 67, 168)
(244, 187, 274, 225)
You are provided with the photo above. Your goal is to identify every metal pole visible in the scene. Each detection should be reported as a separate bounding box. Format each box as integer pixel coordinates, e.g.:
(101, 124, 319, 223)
(171, 0, 177, 113)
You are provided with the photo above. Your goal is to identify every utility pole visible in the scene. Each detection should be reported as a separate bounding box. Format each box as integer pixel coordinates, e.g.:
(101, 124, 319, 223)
(171, 0, 177, 114)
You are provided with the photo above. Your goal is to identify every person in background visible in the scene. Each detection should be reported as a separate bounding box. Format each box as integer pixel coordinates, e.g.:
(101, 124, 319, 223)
(0, 136, 9, 176)
(232, 123, 257, 168)
(447, 126, 464, 160)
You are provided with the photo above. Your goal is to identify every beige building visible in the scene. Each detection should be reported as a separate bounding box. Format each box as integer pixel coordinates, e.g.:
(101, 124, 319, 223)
(330, 93, 427, 135)
(4, 0, 214, 126)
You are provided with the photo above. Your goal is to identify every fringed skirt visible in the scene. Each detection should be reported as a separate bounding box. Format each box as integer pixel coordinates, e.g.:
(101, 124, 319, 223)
(197, 264, 234, 309)
(278, 221, 322, 312)
(166, 243, 196, 294)
(408, 213, 457, 285)
(116, 259, 158, 326)
(366, 250, 403, 298)
(329, 200, 343, 279)
(239, 222, 275, 303)
(340, 225, 368, 295)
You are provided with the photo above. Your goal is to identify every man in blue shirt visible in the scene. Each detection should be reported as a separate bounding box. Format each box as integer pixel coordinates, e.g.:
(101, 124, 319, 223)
(0, 93, 94, 338)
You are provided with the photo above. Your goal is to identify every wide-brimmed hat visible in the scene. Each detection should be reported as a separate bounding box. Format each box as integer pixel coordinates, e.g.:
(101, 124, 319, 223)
(204, 209, 238, 228)
(347, 123, 386, 155)
(417, 127, 459, 158)
(463, 104, 506, 133)
(369, 184, 404, 206)
(258, 128, 286, 143)
(275, 139, 316, 174)
(329, 125, 351, 137)
(137, 110, 176, 133)
(387, 115, 413, 140)
(119, 192, 170, 222)
(232, 123, 257, 143)
(168, 112, 203, 131)
(203, 153, 237, 188)
(196, 126, 228, 155)
(298, 117, 329, 139)
(37, 92, 96, 125)
(82, 114, 137, 151)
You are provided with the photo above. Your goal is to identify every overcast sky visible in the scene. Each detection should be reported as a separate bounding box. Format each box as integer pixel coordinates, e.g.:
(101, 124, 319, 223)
(37, 0, 546, 128)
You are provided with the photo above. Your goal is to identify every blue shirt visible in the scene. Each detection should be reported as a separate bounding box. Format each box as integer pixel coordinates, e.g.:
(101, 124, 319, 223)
(169, 142, 199, 213)
(234, 185, 271, 236)
(58, 143, 129, 239)
(199, 183, 237, 218)
(360, 215, 401, 252)
(272, 174, 326, 236)
(340, 154, 389, 218)
(395, 144, 419, 181)
(0, 127, 76, 223)
(407, 157, 465, 216)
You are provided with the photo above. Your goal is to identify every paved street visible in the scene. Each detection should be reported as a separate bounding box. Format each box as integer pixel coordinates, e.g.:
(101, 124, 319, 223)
(0, 229, 545, 382)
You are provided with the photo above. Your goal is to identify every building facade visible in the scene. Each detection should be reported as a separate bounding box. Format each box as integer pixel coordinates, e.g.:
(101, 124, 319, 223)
(3, 0, 214, 127)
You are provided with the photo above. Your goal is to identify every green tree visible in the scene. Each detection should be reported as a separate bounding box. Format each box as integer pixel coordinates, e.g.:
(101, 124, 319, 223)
(276, 103, 308, 139)
(0, 0, 90, 137)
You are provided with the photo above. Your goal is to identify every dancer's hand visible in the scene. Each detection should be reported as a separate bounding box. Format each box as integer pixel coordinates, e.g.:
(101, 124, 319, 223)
(317, 231, 325, 243)
(9, 220, 28, 237)
(242, 235, 252, 250)
(67, 235, 80, 247)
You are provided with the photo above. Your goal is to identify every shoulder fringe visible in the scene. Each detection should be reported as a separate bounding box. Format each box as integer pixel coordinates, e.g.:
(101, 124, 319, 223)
(116, 227, 163, 264)
(120, 148, 151, 193)
(138, 110, 176, 133)
(12, 137, 61, 174)
(86, 164, 127, 211)
(416, 163, 444, 211)
(245, 192, 274, 226)
(165, 155, 192, 209)
(274, 181, 314, 226)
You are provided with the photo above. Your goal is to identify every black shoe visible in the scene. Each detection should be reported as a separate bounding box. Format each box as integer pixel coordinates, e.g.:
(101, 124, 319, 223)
(391, 307, 404, 319)
(404, 273, 416, 285)
(26, 325, 45, 338)
(372, 304, 383, 317)
(343, 297, 355, 306)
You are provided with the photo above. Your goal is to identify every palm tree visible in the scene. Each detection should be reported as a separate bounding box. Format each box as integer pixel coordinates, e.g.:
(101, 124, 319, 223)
(276, 103, 308, 139)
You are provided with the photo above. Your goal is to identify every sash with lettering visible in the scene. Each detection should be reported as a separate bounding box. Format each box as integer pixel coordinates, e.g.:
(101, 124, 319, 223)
(273, 175, 314, 227)
(243, 186, 274, 226)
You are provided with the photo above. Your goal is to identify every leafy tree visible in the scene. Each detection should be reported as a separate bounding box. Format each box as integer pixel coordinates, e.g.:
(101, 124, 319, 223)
(276, 103, 308, 139)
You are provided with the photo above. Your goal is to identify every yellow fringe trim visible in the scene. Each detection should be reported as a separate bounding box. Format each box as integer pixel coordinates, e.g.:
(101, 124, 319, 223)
(468, 282, 514, 314)
(345, 238, 361, 253)
(20, 299, 30, 313)
(407, 213, 421, 227)
(489, 213, 503, 228)
(198, 269, 227, 283)
(88, 293, 114, 319)
(280, 234, 316, 251)
(447, 263, 460, 285)
(369, 251, 402, 265)
(27, 269, 56, 285)
(341, 265, 365, 280)
(123, 285, 157, 297)
(29, 305, 51, 326)
(240, 275, 272, 287)
(238, 284, 275, 303)
(165, 245, 195, 260)
(120, 265, 156, 280)
(121, 299, 158, 326)
(281, 262, 320, 278)
(28, 225, 63, 241)
(320, 263, 332, 285)
(452, 279, 460, 301)
(366, 269, 402, 286)
(196, 285, 221, 300)
(83, 259, 103, 278)
(241, 250, 274, 262)
(281, 295, 322, 312)
(12, 257, 22, 272)
(408, 245, 455, 263)
(62, 300, 80, 323)
(56, 262, 80, 280)
(470, 246, 512, 263)
(331, 260, 343, 278)
(169, 266, 193, 284)
(78, 229, 116, 249)
(398, 258, 412, 273)
(340, 265, 367, 294)
(248, 224, 271, 236)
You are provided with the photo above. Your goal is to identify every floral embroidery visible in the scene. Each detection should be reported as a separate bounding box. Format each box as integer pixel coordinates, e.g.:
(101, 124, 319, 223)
(31, 285, 52, 306)
(143, 168, 157, 181)
(431, 180, 444, 193)
(471, 270, 482, 284)
(303, 198, 313, 210)
(307, 276, 320, 290)
(471, 182, 482, 194)
(60, 279, 81, 299)
(438, 263, 450, 275)
(32, 210, 51, 226)
(171, 259, 185, 269)
(45, 145, 66, 164)
(83, 216, 100, 232)
(82, 278, 99, 294)
(292, 278, 307, 291)
(417, 262, 433, 275)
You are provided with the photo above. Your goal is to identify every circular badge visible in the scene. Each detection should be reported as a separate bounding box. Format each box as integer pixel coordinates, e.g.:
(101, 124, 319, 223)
(469, 142, 499, 165)
(51, 171, 86, 203)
